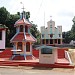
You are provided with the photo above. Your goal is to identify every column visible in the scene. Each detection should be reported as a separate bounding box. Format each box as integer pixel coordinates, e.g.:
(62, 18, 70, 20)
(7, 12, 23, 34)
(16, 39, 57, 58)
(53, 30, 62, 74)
(48, 39, 50, 45)
(53, 39, 55, 45)
(61, 39, 62, 44)
(24, 42, 26, 60)
(30, 42, 32, 55)
(57, 39, 58, 44)
(49, 40, 51, 44)
(45, 39, 46, 45)
(41, 39, 42, 45)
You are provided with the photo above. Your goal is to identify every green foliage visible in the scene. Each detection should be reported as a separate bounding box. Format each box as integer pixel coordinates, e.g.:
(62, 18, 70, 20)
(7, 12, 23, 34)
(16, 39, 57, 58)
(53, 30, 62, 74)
(0, 7, 10, 24)
(62, 31, 72, 43)
(30, 23, 41, 44)
(62, 16, 75, 43)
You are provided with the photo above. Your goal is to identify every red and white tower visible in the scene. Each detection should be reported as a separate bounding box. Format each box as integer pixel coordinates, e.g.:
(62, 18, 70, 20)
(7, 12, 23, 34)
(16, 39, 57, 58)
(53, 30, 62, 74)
(10, 11, 37, 60)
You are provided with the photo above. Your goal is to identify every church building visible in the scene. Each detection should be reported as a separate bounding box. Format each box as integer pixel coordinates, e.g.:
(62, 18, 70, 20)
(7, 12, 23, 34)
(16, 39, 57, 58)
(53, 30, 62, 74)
(40, 19, 62, 45)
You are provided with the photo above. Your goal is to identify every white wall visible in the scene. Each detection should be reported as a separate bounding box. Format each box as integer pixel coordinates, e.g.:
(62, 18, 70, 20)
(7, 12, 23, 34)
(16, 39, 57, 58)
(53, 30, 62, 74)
(39, 48, 58, 64)
(0, 30, 5, 49)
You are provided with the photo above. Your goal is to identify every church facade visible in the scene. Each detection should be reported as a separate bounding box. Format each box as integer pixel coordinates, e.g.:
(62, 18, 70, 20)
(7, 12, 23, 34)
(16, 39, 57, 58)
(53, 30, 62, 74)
(40, 19, 62, 45)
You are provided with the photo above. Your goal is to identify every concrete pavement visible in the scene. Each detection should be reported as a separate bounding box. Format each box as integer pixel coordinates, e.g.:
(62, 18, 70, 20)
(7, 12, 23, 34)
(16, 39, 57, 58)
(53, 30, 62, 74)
(0, 66, 74, 75)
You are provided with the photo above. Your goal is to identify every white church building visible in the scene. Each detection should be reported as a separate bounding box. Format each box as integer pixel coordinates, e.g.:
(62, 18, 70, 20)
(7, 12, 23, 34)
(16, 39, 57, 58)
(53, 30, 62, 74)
(40, 19, 62, 45)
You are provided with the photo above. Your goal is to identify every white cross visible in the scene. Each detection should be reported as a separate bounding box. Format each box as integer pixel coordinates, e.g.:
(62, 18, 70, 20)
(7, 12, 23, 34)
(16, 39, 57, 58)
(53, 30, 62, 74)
(50, 16, 52, 20)
(20, 2, 25, 11)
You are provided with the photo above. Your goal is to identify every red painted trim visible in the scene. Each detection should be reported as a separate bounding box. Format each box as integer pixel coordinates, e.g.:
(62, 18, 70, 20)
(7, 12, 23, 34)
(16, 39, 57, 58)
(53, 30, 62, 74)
(0, 28, 6, 31)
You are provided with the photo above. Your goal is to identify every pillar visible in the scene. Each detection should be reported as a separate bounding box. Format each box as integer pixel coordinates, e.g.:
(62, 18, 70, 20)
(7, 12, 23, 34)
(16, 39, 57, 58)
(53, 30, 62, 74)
(53, 39, 55, 45)
(30, 42, 32, 55)
(24, 42, 26, 60)
(48, 39, 50, 45)
(45, 39, 46, 45)
(41, 39, 42, 45)
(61, 39, 62, 44)
(57, 39, 58, 44)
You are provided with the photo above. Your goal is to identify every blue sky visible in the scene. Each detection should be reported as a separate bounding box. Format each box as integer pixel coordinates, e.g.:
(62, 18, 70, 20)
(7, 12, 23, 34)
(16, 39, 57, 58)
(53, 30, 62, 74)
(0, 0, 75, 32)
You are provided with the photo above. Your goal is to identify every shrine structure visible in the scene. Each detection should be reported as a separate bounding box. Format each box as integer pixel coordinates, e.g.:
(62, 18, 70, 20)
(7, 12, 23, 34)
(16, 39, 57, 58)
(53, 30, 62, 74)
(10, 11, 37, 60)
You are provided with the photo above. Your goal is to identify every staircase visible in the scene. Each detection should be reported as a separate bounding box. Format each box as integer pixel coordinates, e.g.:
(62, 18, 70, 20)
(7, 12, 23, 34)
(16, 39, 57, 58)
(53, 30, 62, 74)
(56, 48, 70, 65)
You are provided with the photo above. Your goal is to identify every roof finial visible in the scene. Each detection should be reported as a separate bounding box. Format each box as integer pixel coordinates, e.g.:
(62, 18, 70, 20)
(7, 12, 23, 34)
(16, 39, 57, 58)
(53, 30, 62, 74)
(20, 2, 25, 12)
(20, 2, 26, 18)
(50, 16, 52, 21)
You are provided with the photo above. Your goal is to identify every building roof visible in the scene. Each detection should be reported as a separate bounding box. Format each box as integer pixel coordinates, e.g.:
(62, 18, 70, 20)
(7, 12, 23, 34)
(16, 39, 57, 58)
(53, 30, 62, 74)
(36, 45, 57, 50)
(26, 34, 36, 42)
(0, 24, 8, 30)
(14, 12, 32, 27)
(10, 33, 36, 42)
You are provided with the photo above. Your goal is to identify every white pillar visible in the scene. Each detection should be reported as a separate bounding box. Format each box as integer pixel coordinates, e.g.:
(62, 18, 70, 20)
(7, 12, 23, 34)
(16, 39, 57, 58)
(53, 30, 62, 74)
(30, 42, 32, 55)
(24, 42, 26, 54)
(24, 42, 26, 60)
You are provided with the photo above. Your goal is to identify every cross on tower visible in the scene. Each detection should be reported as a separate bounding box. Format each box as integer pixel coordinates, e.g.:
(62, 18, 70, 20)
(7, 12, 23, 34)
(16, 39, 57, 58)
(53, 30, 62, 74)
(20, 2, 25, 11)
(50, 16, 52, 20)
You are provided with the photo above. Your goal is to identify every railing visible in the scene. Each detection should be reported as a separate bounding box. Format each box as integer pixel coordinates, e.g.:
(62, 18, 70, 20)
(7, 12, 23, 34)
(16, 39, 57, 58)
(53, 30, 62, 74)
(65, 51, 72, 64)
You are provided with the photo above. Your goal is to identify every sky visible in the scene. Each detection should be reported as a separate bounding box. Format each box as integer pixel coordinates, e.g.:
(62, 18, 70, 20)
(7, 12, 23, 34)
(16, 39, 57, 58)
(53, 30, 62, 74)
(0, 0, 75, 32)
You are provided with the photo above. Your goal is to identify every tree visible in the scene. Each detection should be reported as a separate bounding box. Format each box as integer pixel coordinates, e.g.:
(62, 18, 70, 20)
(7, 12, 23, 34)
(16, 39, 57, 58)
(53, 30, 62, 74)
(30, 23, 40, 44)
(0, 7, 40, 47)
(62, 31, 72, 43)
(0, 7, 10, 24)
(62, 16, 75, 43)
(5, 14, 20, 47)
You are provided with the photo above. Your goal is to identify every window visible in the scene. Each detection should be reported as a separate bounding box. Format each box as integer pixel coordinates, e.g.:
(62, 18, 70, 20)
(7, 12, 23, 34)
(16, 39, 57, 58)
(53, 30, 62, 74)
(20, 25, 23, 32)
(50, 25, 52, 28)
(0, 31, 2, 40)
(42, 34, 44, 38)
(41, 48, 52, 54)
(50, 39, 53, 44)
(50, 34, 53, 38)
(17, 42, 22, 50)
(59, 34, 61, 37)
(42, 39, 45, 44)
(26, 42, 30, 52)
(25, 26, 28, 33)
(58, 39, 61, 44)
(55, 39, 57, 43)
(46, 39, 48, 44)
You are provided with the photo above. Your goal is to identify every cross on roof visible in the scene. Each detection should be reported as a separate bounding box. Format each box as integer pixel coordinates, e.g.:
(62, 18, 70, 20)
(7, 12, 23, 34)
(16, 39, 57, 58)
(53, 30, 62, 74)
(20, 2, 25, 11)
(50, 16, 52, 20)
(22, 6, 25, 11)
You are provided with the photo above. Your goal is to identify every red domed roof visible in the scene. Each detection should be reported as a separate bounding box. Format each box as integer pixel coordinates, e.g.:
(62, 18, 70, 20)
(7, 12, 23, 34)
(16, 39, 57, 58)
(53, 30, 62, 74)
(14, 12, 32, 27)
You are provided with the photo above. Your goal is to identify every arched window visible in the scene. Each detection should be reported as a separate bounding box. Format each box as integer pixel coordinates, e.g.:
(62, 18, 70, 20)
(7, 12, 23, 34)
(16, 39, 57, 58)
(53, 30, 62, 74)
(20, 25, 23, 32)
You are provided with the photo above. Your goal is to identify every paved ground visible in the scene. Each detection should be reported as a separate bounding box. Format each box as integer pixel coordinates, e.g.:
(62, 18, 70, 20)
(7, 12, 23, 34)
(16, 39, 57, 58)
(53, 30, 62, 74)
(0, 66, 74, 75)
